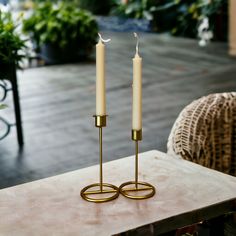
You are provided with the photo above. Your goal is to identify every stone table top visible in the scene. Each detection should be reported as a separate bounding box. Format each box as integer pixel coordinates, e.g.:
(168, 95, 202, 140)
(0, 150, 236, 236)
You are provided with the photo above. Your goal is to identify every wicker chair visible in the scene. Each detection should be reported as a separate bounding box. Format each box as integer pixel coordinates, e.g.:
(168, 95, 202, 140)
(167, 92, 236, 236)
(167, 92, 236, 176)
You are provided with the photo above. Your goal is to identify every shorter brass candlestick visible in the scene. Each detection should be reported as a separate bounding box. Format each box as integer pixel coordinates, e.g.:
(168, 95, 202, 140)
(119, 130, 156, 200)
(80, 115, 119, 203)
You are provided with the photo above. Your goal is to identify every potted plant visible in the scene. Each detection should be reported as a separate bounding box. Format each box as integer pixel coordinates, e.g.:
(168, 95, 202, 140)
(170, 0, 227, 40)
(0, 11, 27, 78)
(22, 1, 98, 64)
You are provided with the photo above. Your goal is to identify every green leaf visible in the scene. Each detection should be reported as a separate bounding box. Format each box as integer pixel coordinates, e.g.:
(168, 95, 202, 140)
(0, 11, 27, 67)
(0, 104, 7, 110)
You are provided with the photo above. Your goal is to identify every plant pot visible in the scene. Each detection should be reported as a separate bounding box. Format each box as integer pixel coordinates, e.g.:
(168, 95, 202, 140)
(39, 43, 92, 65)
(212, 7, 228, 42)
(152, 6, 179, 32)
(0, 62, 15, 79)
(79, 0, 112, 15)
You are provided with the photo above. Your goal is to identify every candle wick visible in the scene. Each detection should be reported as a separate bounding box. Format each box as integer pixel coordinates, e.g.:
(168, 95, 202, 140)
(98, 33, 111, 43)
(134, 32, 139, 55)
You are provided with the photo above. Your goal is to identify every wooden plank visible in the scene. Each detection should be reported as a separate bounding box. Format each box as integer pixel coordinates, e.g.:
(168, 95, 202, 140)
(0, 32, 236, 189)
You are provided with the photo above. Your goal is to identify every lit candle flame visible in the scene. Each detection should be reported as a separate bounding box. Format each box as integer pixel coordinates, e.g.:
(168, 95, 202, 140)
(133, 32, 139, 55)
(98, 33, 111, 43)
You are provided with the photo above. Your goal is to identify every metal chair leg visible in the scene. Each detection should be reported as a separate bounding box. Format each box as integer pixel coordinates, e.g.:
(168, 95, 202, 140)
(10, 68, 24, 146)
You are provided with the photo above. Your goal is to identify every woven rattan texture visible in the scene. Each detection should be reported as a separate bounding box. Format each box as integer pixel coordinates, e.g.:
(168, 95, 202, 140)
(167, 92, 236, 176)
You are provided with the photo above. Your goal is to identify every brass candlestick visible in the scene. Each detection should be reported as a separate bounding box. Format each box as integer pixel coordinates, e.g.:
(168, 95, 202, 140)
(119, 130, 156, 200)
(80, 115, 119, 203)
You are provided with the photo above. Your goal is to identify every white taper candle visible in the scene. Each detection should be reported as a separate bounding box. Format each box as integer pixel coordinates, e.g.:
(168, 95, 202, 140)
(132, 33, 142, 130)
(96, 33, 110, 116)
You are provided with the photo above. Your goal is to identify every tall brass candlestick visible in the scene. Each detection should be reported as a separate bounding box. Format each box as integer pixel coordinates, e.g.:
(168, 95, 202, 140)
(80, 34, 119, 203)
(119, 33, 155, 200)
(80, 115, 119, 203)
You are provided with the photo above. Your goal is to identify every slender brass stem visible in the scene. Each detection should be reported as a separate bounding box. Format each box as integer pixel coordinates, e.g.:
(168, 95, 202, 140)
(99, 127, 103, 191)
(135, 140, 138, 189)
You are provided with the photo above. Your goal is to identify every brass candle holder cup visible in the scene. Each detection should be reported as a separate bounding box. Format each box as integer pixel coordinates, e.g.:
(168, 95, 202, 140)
(119, 130, 156, 200)
(80, 115, 119, 203)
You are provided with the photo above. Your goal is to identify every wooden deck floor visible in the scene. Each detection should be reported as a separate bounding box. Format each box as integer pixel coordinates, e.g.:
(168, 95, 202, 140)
(0, 32, 236, 188)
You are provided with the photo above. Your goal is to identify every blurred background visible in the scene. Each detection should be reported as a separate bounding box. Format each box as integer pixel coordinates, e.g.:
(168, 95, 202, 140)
(0, 0, 235, 188)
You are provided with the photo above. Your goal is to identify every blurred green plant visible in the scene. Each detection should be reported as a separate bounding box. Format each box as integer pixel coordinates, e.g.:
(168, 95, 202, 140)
(112, 0, 227, 39)
(111, 0, 181, 32)
(111, 0, 160, 20)
(0, 11, 27, 69)
(22, 1, 98, 51)
(171, 0, 227, 38)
